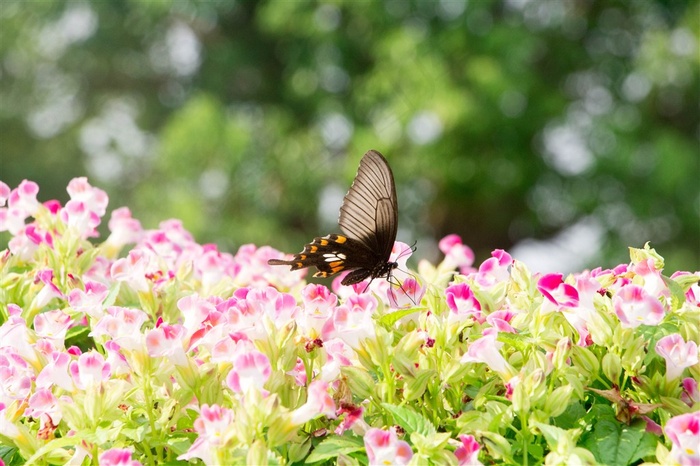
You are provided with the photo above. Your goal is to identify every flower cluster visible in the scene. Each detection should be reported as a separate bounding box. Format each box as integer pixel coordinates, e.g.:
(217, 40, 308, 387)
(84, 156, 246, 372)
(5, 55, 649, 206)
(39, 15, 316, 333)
(1, 178, 698, 465)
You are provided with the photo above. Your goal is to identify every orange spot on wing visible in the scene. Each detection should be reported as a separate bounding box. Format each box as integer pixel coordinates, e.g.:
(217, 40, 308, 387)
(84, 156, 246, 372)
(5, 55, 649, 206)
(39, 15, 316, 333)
(335, 235, 347, 244)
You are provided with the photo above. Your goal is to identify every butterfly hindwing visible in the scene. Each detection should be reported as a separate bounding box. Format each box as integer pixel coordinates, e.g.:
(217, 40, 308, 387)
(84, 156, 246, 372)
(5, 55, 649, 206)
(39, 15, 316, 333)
(268, 234, 378, 278)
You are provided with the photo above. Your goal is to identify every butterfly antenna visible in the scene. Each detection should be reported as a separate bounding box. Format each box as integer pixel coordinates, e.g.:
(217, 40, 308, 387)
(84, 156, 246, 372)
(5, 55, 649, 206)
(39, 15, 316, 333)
(388, 268, 420, 305)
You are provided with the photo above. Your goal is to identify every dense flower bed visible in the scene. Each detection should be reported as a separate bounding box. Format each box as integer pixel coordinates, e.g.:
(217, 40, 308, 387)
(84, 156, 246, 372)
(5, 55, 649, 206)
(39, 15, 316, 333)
(0, 178, 698, 466)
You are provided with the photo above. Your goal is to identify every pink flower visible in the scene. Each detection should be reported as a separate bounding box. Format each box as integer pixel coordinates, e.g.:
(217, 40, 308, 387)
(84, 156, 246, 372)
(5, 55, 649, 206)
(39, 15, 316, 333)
(9, 180, 40, 217)
(439, 234, 475, 273)
(286, 358, 308, 386)
(145, 324, 189, 367)
(325, 294, 377, 349)
(66, 177, 108, 217)
(0, 315, 40, 365)
(455, 434, 483, 466)
(33, 269, 65, 309)
(613, 284, 665, 328)
(633, 258, 669, 302)
(60, 200, 101, 238)
(298, 284, 337, 338)
(36, 351, 74, 391)
(90, 306, 148, 351)
(68, 280, 110, 319)
(99, 448, 143, 466)
(0, 180, 10, 205)
(461, 332, 513, 378)
(0, 350, 34, 402)
(290, 380, 337, 425)
(33, 309, 72, 344)
(538, 273, 579, 309)
(655, 334, 699, 381)
(446, 283, 482, 324)
(247, 286, 299, 327)
(26, 388, 63, 430)
(321, 338, 357, 382)
(388, 277, 425, 309)
(681, 378, 699, 407)
(105, 207, 143, 250)
(178, 404, 234, 464)
(486, 309, 517, 333)
(69, 351, 111, 389)
(225, 350, 272, 395)
(364, 427, 413, 466)
(110, 248, 158, 292)
(664, 411, 700, 465)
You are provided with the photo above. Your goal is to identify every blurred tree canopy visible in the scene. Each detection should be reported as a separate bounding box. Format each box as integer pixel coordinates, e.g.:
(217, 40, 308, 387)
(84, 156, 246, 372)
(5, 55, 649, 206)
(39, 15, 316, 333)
(1, 0, 698, 272)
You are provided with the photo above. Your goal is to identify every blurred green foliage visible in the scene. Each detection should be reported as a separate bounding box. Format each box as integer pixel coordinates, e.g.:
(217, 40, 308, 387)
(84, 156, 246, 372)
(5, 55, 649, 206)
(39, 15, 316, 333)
(1, 0, 698, 272)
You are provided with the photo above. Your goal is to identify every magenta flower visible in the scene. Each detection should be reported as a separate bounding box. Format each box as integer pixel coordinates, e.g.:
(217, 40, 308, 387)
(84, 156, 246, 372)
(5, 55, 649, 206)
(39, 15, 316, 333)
(9, 180, 40, 217)
(225, 350, 272, 395)
(655, 334, 699, 381)
(335, 403, 365, 435)
(290, 380, 337, 425)
(613, 284, 665, 328)
(473, 249, 512, 288)
(364, 427, 413, 466)
(538, 273, 579, 310)
(455, 434, 483, 466)
(664, 411, 700, 465)
(69, 351, 111, 389)
(446, 282, 482, 324)
(178, 404, 234, 464)
(99, 448, 143, 466)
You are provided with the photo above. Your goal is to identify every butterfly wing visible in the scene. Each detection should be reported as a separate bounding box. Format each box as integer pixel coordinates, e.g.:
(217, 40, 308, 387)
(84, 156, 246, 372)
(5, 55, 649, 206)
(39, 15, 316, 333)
(338, 150, 398, 262)
(267, 233, 377, 279)
(269, 150, 400, 284)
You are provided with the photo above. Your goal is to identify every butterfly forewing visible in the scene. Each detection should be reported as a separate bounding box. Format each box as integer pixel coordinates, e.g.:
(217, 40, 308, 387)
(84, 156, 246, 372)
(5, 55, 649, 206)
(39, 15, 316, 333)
(338, 150, 398, 261)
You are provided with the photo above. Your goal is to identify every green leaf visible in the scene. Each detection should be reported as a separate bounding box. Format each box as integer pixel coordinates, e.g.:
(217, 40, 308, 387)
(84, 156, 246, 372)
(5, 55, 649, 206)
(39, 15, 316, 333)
(381, 403, 436, 436)
(662, 274, 688, 311)
(305, 435, 365, 464)
(497, 332, 530, 353)
(552, 401, 587, 430)
(583, 419, 658, 465)
(377, 307, 424, 327)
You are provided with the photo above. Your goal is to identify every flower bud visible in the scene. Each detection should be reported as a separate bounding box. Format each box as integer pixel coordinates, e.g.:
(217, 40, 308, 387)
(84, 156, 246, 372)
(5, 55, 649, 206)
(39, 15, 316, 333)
(602, 352, 621, 385)
(544, 385, 575, 418)
(570, 346, 599, 380)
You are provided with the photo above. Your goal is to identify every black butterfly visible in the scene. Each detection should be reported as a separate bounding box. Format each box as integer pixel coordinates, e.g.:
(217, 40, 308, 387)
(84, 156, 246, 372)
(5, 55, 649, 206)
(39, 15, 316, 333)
(269, 150, 399, 286)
